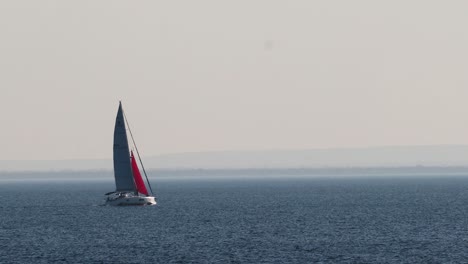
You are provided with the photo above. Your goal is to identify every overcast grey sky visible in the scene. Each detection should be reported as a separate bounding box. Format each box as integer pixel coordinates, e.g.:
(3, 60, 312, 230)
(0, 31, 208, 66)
(1, 1, 468, 160)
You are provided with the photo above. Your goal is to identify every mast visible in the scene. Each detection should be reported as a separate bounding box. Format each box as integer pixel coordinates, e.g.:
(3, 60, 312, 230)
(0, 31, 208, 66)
(123, 109, 155, 196)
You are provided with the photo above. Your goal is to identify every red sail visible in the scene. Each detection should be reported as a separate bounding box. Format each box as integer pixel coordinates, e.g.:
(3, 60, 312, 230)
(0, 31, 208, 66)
(130, 151, 149, 196)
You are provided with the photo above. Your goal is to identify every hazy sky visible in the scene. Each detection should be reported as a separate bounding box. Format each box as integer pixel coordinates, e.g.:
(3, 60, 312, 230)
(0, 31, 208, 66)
(1, 1, 468, 160)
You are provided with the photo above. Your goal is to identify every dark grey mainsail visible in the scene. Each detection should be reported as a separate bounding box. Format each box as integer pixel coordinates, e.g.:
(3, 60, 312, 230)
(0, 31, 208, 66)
(113, 102, 136, 192)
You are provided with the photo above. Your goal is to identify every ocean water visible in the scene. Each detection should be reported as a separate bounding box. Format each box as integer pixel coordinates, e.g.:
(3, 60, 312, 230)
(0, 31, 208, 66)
(1, 172, 468, 263)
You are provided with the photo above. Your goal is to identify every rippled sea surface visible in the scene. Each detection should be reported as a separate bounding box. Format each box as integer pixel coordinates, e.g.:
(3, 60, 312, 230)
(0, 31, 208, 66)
(1, 173, 468, 263)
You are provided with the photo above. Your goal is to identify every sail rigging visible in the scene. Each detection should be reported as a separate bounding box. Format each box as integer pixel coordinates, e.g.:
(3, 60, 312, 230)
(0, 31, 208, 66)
(123, 110, 155, 195)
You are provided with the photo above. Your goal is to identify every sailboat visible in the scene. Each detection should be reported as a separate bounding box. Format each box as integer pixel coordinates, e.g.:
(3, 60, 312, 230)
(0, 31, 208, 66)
(105, 102, 157, 206)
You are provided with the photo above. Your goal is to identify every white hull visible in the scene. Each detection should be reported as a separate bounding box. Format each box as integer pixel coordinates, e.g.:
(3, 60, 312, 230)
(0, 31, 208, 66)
(106, 193, 156, 206)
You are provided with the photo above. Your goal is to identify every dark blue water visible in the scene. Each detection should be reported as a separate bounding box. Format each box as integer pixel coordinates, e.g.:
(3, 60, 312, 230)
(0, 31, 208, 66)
(1, 174, 468, 263)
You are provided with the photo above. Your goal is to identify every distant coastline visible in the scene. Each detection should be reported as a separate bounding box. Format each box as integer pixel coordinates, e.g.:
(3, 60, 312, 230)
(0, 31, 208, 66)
(1, 166, 468, 182)
(2, 145, 468, 172)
